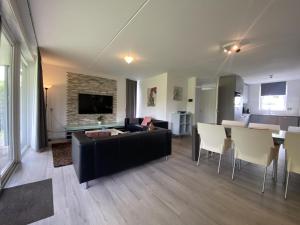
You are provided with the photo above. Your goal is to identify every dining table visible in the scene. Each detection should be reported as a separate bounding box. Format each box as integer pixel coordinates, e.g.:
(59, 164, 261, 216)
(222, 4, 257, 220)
(272, 130, 286, 145)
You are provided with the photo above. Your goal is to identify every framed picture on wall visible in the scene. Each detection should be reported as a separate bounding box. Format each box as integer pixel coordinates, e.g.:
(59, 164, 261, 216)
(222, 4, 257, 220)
(173, 86, 183, 101)
(147, 87, 157, 106)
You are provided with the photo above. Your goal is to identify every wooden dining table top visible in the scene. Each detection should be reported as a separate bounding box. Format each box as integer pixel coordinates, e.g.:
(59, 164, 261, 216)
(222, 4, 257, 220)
(225, 128, 286, 144)
(272, 130, 286, 145)
(272, 130, 286, 140)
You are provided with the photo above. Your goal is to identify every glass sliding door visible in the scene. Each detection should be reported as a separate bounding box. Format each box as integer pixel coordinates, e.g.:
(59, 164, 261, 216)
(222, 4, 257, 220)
(20, 59, 29, 153)
(0, 31, 13, 176)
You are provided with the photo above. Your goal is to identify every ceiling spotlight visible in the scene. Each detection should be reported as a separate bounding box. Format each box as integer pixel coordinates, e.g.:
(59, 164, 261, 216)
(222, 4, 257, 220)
(232, 45, 239, 51)
(124, 56, 134, 64)
(222, 42, 242, 55)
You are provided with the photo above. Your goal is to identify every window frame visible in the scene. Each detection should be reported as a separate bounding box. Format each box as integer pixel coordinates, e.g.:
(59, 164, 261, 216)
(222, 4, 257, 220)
(0, 19, 20, 187)
(0, 24, 16, 176)
(259, 83, 287, 112)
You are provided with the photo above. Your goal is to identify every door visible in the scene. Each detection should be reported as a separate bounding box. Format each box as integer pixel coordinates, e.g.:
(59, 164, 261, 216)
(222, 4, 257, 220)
(20, 59, 29, 153)
(198, 88, 217, 124)
(0, 30, 13, 185)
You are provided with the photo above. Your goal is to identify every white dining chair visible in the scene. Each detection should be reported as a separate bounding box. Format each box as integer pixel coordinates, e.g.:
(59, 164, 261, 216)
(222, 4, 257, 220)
(284, 132, 300, 199)
(222, 120, 247, 128)
(197, 123, 232, 174)
(248, 123, 280, 132)
(288, 126, 300, 133)
(231, 127, 278, 193)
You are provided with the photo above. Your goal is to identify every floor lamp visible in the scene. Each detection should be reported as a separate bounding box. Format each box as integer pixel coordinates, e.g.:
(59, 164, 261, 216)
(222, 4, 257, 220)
(44, 84, 52, 109)
(44, 84, 52, 141)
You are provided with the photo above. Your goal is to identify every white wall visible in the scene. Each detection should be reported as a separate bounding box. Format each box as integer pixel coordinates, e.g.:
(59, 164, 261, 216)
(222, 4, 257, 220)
(137, 72, 188, 127)
(43, 64, 126, 139)
(247, 79, 300, 116)
(166, 74, 188, 128)
(186, 77, 197, 114)
(137, 73, 168, 120)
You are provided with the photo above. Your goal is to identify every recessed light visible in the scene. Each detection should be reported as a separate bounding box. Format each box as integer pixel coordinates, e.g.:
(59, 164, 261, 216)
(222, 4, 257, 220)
(124, 56, 134, 64)
(232, 45, 239, 51)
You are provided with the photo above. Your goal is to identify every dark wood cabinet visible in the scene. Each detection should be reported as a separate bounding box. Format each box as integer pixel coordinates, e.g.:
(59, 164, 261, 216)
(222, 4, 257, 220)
(217, 75, 244, 124)
(249, 114, 299, 131)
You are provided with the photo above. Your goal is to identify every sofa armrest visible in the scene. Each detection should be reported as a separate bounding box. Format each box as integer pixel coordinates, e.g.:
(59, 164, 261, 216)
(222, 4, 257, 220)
(72, 133, 95, 183)
(152, 120, 169, 129)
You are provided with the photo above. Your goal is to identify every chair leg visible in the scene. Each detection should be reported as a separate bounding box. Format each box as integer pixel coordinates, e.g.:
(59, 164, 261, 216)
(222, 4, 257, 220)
(231, 150, 235, 168)
(284, 172, 290, 199)
(217, 154, 222, 174)
(283, 159, 287, 185)
(232, 158, 236, 180)
(262, 167, 267, 193)
(197, 148, 202, 166)
(272, 160, 278, 182)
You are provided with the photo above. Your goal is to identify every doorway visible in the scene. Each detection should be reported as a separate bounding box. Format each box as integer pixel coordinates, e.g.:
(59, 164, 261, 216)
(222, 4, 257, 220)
(197, 87, 217, 124)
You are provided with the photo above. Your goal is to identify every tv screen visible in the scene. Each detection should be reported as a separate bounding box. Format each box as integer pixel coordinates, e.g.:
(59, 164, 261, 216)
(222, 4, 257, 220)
(78, 94, 113, 114)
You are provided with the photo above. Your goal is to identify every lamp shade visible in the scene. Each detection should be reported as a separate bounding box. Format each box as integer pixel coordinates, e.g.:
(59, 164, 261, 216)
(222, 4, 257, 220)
(44, 84, 52, 89)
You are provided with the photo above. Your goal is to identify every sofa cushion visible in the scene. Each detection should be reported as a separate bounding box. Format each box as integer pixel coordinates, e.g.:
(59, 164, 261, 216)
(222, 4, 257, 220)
(85, 130, 111, 138)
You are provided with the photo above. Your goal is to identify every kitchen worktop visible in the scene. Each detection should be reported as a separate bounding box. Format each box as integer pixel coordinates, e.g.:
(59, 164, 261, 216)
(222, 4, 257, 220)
(250, 113, 299, 117)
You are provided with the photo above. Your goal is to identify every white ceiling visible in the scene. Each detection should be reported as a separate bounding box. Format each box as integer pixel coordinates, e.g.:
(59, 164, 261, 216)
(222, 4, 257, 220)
(27, 0, 300, 83)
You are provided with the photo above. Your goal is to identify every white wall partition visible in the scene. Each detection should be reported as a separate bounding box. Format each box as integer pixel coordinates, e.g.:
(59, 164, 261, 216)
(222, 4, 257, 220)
(137, 73, 168, 120)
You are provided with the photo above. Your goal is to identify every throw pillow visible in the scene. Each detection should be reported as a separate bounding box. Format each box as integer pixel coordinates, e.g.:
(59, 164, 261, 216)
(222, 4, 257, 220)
(141, 117, 151, 126)
(148, 122, 156, 131)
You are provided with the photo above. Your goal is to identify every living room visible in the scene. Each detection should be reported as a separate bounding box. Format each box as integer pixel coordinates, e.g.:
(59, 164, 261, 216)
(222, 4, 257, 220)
(1, 1, 300, 225)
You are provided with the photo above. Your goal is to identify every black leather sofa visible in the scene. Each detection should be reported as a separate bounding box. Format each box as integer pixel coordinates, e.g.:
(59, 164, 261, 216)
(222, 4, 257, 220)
(72, 127, 172, 187)
(124, 117, 169, 132)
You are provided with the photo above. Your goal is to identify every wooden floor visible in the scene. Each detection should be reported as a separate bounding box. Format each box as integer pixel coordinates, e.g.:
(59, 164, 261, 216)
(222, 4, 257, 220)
(6, 137, 300, 225)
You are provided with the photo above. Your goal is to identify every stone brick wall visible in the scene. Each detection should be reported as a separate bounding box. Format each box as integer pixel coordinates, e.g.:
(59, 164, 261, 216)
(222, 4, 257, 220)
(66, 73, 117, 125)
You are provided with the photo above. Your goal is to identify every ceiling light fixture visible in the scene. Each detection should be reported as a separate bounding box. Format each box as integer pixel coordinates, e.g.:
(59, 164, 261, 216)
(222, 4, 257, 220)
(124, 56, 134, 64)
(222, 42, 242, 55)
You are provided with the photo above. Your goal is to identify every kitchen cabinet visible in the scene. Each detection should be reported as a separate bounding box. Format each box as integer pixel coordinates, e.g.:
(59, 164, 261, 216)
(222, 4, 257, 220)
(243, 84, 249, 104)
(249, 114, 299, 131)
(217, 75, 244, 124)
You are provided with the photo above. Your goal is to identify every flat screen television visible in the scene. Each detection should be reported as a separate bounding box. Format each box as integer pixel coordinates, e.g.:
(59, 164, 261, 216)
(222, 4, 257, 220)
(78, 93, 113, 114)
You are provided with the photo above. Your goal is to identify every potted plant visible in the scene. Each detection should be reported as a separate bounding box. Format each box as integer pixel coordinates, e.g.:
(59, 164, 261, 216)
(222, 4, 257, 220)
(97, 115, 104, 125)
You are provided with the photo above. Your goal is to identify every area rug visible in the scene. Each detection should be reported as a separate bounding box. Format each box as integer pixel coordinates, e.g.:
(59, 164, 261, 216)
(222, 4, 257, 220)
(52, 142, 72, 167)
(0, 179, 54, 225)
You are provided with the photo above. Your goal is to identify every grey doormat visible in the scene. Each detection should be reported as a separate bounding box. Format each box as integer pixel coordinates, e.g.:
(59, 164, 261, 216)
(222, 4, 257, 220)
(0, 179, 54, 225)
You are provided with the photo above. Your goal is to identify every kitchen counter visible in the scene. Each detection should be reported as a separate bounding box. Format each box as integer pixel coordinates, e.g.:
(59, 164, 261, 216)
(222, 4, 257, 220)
(250, 114, 299, 117)
(249, 114, 300, 130)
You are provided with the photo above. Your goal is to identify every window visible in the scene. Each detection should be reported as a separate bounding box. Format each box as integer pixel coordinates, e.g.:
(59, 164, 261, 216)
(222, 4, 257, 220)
(259, 82, 287, 111)
(0, 30, 13, 175)
(20, 59, 29, 153)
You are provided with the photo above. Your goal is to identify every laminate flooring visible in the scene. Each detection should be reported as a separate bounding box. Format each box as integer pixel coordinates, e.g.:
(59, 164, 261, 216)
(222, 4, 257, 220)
(6, 137, 300, 225)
